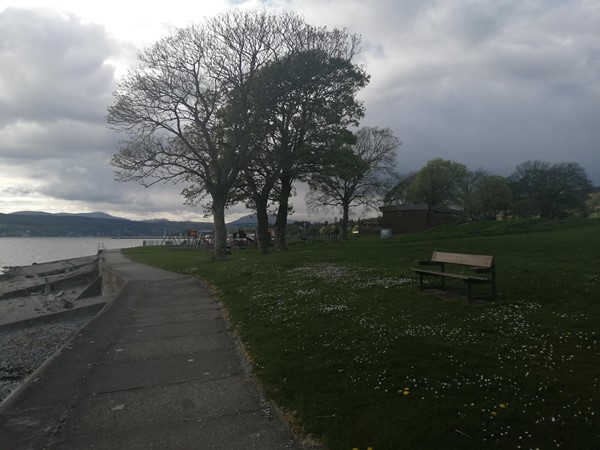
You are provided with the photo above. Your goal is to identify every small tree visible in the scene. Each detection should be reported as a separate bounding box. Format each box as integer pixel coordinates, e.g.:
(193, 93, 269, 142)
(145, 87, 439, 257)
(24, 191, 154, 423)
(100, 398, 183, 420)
(306, 126, 400, 238)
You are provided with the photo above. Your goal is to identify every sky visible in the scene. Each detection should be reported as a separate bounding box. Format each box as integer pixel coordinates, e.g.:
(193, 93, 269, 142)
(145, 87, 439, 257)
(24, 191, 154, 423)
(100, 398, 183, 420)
(1, 0, 599, 222)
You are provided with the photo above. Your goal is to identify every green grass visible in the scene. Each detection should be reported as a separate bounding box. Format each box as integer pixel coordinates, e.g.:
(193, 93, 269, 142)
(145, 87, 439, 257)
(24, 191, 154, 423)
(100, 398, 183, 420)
(123, 218, 600, 449)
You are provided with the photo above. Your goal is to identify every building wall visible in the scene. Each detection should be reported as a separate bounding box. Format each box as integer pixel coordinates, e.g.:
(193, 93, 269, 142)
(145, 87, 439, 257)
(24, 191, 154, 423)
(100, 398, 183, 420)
(382, 209, 461, 234)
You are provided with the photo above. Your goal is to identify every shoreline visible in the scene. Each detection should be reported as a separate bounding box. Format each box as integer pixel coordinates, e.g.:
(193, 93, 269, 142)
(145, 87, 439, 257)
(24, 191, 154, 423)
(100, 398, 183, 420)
(0, 256, 110, 403)
(0, 237, 151, 274)
(0, 255, 106, 326)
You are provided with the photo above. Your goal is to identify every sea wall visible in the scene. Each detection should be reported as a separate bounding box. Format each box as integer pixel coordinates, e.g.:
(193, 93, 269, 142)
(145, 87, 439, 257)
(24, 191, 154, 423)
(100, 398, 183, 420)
(100, 265, 126, 296)
(99, 253, 127, 296)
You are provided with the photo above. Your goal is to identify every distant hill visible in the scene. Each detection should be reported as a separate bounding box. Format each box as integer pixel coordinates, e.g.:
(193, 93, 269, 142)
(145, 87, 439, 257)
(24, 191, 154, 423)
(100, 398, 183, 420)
(11, 211, 122, 220)
(226, 213, 306, 228)
(56, 212, 122, 220)
(227, 213, 277, 228)
(0, 211, 213, 237)
(9, 211, 54, 216)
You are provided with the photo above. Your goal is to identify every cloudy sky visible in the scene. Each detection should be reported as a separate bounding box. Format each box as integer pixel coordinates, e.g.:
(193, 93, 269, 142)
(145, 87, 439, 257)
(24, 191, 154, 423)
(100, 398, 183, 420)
(1, 0, 598, 222)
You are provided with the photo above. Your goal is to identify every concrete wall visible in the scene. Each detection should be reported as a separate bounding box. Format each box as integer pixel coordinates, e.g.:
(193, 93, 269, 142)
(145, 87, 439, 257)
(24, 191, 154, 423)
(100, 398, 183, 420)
(99, 255, 127, 296)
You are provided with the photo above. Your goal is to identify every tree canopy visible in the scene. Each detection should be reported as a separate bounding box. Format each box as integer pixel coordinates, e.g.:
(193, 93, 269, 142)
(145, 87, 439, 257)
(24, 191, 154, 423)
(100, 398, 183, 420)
(406, 158, 468, 208)
(242, 44, 368, 251)
(509, 160, 592, 219)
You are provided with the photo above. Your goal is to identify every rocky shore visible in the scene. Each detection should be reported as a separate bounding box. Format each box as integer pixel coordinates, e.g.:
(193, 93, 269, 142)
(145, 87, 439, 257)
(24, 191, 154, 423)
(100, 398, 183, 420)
(0, 256, 108, 403)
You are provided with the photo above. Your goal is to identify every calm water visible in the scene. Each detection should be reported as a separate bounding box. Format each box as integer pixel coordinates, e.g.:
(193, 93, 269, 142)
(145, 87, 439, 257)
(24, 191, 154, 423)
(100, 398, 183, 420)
(0, 238, 149, 272)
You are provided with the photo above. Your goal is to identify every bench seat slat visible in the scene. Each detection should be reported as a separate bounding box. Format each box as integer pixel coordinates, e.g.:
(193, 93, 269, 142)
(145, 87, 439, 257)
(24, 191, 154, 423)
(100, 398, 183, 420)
(412, 269, 490, 283)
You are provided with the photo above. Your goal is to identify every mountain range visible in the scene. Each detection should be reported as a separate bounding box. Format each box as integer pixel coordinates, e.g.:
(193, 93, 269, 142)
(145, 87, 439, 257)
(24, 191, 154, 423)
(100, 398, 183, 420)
(0, 211, 205, 237)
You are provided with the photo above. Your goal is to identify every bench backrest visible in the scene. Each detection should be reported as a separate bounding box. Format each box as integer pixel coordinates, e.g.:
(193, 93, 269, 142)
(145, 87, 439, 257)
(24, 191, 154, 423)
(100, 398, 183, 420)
(431, 251, 494, 268)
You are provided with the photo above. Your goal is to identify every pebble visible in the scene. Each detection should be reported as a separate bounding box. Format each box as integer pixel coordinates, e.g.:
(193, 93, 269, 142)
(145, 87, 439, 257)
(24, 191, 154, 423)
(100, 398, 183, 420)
(0, 316, 93, 403)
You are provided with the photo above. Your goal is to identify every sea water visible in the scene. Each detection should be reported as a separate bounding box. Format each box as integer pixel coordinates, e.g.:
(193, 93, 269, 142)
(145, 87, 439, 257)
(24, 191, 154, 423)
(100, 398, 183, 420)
(0, 237, 149, 272)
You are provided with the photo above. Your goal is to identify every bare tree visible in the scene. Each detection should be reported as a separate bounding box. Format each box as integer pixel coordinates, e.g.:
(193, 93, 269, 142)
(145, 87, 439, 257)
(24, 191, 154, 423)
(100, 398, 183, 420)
(108, 10, 319, 260)
(306, 126, 400, 238)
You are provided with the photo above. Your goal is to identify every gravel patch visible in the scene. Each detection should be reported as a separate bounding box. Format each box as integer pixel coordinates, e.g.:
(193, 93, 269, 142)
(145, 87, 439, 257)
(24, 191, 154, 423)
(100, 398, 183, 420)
(0, 316, 94, 403)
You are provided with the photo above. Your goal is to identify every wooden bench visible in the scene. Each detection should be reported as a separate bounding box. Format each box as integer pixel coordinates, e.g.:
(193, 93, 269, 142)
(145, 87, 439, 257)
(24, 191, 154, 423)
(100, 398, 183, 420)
(412, 251, 496, 301)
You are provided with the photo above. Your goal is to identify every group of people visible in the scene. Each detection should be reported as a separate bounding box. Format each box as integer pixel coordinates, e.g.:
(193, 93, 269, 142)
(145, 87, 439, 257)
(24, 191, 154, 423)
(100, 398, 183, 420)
(231, 228, 253, 247)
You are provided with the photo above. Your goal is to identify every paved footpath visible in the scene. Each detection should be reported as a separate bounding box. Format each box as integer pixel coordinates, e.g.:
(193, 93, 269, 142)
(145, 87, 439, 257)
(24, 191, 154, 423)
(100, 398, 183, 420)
(0, 251, 304, 450)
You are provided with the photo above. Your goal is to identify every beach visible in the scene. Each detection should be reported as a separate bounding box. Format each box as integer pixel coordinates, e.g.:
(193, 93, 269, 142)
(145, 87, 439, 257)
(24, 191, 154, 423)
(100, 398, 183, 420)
(0, 256, 108, 403)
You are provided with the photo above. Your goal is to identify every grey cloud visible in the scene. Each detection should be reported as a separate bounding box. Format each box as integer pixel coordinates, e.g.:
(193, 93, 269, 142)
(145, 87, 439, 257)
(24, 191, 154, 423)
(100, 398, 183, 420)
(0, 8, 117, 127)
(0, 119, 119, 160)
(37, 157, 202, 218)
(0, 185, 36, 196)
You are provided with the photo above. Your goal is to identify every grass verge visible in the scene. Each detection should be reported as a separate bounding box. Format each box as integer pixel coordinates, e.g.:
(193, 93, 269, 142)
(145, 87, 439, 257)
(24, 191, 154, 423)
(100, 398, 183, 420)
(123, 218, 600, 449)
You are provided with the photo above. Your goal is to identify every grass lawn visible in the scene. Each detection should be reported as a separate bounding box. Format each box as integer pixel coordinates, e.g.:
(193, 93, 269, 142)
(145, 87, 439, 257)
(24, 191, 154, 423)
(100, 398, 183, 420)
(123, 218, 600, 450)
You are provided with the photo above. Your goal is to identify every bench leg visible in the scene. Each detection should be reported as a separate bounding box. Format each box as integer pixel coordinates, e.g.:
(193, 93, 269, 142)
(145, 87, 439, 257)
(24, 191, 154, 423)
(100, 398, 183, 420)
(465, 281, 496, 301)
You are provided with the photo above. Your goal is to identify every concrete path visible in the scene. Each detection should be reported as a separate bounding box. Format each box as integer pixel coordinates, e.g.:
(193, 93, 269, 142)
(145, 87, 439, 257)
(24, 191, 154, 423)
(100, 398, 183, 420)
(0, 251, 304, 449)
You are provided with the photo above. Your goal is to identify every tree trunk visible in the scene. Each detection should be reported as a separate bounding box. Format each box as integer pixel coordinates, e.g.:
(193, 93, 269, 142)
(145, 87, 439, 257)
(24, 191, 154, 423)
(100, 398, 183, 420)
(255, 197, 271, 254)
(274, 176, 293, 251)
(341, 202, 350, 240)
(212, 195, 228, 261)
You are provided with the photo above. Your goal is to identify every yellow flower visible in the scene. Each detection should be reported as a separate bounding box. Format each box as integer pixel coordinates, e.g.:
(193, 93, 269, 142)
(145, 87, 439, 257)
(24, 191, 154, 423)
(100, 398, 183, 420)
(403, 391, 410, 396)
(491, 411, 497, 416)
(499, 403, 507, 409)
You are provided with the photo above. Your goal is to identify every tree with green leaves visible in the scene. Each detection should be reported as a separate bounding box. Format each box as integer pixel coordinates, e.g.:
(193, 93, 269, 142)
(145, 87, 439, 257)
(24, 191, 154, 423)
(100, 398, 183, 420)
(406, 158, 468, 208)
(306, 126, 400, 238)
(471, 174, 512, 219)
(459, 168, 488, 218)
(266, 50, 368, 250)
(241, 43, 368, 252)
(509, 160, 592, 218)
